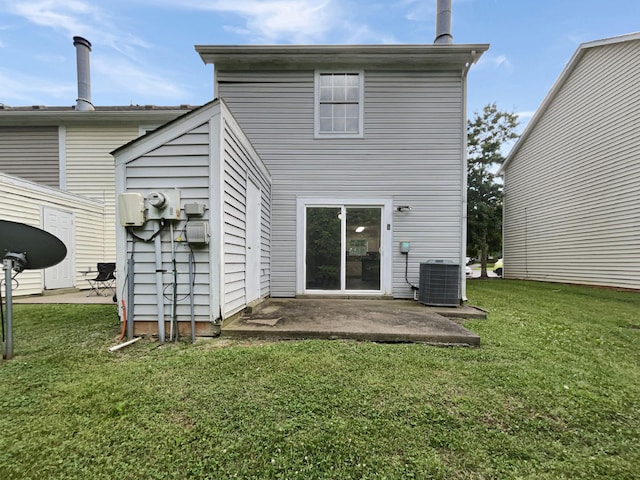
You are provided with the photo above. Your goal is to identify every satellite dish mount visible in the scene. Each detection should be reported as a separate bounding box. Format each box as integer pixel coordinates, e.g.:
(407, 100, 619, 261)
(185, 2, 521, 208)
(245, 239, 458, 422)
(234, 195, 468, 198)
(1, 220, 67, 360)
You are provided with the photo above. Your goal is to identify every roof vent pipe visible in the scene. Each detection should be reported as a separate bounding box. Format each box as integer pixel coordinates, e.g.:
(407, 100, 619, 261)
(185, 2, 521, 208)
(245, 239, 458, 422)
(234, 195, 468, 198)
(73, 36, 94, 111)
(434, 0, 453, 44)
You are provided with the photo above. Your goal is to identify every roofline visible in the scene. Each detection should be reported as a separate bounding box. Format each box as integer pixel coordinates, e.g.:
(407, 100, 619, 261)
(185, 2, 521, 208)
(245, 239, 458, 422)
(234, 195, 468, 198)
(112, 100, 220, 159)
(0, 106, 197, 126)
(196, 43, 489, 70)
(500, 31, 640, 174)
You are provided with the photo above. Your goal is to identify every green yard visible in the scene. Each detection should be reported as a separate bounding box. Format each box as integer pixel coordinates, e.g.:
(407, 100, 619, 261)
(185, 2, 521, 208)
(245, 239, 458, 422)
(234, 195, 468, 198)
(1, 280, 638, 479)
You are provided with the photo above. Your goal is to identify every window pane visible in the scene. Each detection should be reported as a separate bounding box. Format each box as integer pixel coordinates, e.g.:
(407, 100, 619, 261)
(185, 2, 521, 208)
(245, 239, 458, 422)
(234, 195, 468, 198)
(320, 118, 333, 132)
(346, 74, 360, 86)
(316, 72, 362, 135)
(333, 74, 346, 87)
(346, 86, 359, 102)
(320, 86, 332, 101)
(319, 104, 332, 118)
(346, 207, 381, 290)
(306, 207, 341, 290)
(319, 74, 332, 86)
(333, 117, 346, 132)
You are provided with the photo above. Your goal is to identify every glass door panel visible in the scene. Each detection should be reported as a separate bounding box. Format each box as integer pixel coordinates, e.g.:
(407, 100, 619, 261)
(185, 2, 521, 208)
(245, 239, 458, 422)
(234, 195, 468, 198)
(305, 207, 342, 290)
(345, 207, 381, 290)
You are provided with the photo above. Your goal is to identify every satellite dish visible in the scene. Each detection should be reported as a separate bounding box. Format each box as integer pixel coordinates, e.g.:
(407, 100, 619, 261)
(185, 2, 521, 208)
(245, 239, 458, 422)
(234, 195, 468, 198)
(1, 220, 67, 359)
(0, 220, 67, 272)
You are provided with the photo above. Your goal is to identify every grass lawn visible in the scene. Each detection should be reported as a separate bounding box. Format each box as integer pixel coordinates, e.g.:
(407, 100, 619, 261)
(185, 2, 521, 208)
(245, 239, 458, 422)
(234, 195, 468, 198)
(1, 280, 638, 479)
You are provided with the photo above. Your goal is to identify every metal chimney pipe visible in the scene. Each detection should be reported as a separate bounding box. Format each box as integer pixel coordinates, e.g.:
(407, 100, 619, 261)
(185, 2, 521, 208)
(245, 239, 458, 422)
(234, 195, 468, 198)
(434, 0, 453, 44)
(73, 36, 94, 111)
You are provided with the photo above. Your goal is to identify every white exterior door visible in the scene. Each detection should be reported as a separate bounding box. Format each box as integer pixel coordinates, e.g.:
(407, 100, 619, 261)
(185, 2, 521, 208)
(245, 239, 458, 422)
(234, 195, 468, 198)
(43, 208, 74, 290)
(245, 180, 261, 303)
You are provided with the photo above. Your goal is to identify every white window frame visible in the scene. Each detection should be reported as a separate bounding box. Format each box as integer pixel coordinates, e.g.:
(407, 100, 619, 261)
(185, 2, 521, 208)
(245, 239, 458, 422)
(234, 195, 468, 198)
(314, 71, 365, 139)
(296, 197, 393, 295)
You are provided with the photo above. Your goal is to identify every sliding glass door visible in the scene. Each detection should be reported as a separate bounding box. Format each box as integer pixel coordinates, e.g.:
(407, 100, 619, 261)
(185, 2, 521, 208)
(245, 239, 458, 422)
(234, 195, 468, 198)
(305, 205, 382, 292)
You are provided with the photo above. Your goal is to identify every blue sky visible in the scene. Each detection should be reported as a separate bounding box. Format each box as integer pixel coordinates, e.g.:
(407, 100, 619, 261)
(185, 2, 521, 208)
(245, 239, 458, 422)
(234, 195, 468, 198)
(1, 0, 639, 131)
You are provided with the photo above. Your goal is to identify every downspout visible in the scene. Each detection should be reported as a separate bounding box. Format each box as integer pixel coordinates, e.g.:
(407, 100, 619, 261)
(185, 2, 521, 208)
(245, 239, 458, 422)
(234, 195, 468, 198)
(460, 50, 478, 302)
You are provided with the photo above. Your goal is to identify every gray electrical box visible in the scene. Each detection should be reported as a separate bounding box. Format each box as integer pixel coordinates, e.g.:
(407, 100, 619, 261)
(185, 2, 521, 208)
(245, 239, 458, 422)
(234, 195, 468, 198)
(118, 193, 145, 226)
(400, 241, 410, 254)
(184, 202, 206, 217)
(146, 190, 181, 220)
(186, 221, 209, 244)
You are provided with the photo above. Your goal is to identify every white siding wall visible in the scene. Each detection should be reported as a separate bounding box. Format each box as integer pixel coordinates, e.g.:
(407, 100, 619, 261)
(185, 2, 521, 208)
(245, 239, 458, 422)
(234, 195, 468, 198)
(66, 125, 139, 262)
(217, 70, 464, 298)
(503, 40, 640, 289)
(220, 113, 271, 317)
(122, 123, 213, 323)
(0, 174, 105, 296)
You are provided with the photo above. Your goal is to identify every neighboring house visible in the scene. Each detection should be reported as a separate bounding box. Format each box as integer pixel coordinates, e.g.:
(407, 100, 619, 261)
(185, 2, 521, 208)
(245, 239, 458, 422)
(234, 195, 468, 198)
(0, 172, 104, 296)
(499, 32, 640, 290)
(0, 105, 194, 295)
(113, 41, 488, 338)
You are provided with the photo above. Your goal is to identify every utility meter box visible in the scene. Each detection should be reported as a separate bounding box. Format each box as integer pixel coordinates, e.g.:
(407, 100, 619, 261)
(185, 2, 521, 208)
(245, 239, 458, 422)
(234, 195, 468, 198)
(186, 221, 210, 244)
(146, 190, 181, 220)
(118, 193, 145, 226)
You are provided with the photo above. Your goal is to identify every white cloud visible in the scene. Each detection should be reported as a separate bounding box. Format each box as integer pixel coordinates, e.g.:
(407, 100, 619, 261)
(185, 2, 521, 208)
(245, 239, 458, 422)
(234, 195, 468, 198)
(516, 110, 535, 120)
(3, 0, 150, 60)
(92, 57, 187, 102)
(475, 54, 513, 72)
(168, 0, 339, 43)
(0, 69, 75, 105)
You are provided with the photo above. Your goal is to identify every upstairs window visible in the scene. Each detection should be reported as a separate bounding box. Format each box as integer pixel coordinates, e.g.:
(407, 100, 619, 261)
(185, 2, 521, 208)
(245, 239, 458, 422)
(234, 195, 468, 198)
(315, 71, 364, 138)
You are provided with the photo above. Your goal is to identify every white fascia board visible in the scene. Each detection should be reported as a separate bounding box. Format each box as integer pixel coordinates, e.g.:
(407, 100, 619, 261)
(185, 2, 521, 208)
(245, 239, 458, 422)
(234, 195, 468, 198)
(112, 100, 220, 166)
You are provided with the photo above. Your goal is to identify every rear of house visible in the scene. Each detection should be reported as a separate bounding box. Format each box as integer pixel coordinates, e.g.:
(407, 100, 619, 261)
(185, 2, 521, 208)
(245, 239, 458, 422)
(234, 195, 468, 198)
(197, 44, 487, 302)
(500, 33, 640, 289)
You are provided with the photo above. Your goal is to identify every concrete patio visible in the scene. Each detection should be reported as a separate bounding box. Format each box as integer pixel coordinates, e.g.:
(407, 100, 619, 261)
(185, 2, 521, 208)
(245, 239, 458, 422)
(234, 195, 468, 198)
(223, 298, 485, 346)
(12, 291, 486, 346)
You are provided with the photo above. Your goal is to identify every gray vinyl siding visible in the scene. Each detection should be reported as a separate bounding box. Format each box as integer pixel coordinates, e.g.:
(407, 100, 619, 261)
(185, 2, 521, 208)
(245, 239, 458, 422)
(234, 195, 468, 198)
(503, 40, 640, 289)
(0, 126, 59, 187)
(123, 123, 213, 323)
(217, 70, 464, 298)
(221, 115, 271, 317)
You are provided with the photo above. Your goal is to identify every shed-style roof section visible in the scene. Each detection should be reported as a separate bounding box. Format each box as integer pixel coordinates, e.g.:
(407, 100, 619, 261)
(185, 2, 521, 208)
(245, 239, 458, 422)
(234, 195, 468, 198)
(500, 31, 640, 174)
(111, 100, 220, 164)
(196, 44, 489, 71)
(0, 104, 197, 126)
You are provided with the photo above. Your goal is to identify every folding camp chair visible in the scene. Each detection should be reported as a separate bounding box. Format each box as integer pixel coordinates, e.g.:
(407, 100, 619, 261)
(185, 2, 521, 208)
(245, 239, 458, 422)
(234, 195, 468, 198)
(87, 262, 116, 297)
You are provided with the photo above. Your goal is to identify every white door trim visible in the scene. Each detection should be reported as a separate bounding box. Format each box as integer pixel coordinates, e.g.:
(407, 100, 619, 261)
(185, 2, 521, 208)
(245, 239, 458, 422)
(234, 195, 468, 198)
(296, 197, 392, 295)
(42, 207, 75, 290)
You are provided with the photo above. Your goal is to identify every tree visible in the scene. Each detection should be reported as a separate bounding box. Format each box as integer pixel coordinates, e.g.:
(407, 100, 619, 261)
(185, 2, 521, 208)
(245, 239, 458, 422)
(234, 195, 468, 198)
(467, 103, 519, 278)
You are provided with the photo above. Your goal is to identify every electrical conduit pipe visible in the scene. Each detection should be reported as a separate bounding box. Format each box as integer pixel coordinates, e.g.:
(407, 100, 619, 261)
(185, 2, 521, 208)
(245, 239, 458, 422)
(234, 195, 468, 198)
(154, 223, 165, 343)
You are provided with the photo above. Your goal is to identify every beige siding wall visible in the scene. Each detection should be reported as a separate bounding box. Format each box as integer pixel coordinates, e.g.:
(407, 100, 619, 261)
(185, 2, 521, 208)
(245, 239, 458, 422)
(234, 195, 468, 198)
(0, 126, 59, 187)
(217, 70, 464, 298)
(66, 125, 139, 262)
(503, 40, 640, 289)
(0, 174, 105, 296)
